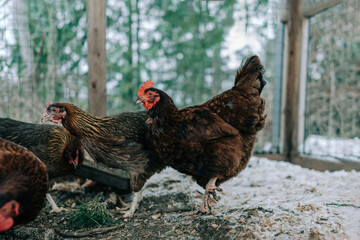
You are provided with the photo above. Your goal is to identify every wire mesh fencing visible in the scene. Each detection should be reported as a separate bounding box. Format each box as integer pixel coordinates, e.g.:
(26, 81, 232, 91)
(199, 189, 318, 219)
(0, 0, 88, 123)
(0, 0, 280, 152)
(303, 0, 360, 161)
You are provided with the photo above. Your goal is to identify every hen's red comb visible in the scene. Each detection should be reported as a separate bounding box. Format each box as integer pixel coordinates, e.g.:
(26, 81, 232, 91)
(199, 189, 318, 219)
(138, 79, 154, 97)
(46, 101, 53, 109)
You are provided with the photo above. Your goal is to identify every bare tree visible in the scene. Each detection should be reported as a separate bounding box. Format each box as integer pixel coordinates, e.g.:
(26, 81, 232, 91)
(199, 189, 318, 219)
(12, 0, 34, 121)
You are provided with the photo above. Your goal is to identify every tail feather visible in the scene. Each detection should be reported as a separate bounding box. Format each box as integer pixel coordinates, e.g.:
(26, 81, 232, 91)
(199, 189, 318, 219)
(235, 55, 266, 94)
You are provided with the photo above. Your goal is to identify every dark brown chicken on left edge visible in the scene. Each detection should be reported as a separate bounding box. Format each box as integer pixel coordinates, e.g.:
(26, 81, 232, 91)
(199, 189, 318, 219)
(0, 138, 48, 232)
(41, 103, 165, 217)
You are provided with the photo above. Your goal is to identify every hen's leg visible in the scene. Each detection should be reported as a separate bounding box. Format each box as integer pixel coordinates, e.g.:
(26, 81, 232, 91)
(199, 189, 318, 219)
(47, 193, 66, 213)
(117, 196, 131, 211)
(200, 177, 221, 213)
(46, 193, 59, 211)
(81, 179, 98, 188)
(120, 191, 143, 218)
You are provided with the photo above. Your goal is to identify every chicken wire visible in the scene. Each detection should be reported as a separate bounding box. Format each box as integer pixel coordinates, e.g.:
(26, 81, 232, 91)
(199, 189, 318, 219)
(0, 0, 280, 153)
(0, 0, 88, 123)
(302, 0, 360, 161)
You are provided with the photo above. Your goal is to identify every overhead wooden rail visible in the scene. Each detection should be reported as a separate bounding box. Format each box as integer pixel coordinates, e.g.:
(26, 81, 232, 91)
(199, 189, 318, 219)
(303, 0, 341, 17)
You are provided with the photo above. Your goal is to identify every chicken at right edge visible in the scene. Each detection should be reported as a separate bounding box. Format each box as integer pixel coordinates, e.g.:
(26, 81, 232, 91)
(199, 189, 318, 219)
(136, 55, 266, 213)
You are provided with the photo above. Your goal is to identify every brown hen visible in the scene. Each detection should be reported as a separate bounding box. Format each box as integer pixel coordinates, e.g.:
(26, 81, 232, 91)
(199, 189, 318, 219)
(137, 55, 266, 213)
(0, 138, 48, 232)
(0, 118, 84, 179)
(41, 105, 165, 217)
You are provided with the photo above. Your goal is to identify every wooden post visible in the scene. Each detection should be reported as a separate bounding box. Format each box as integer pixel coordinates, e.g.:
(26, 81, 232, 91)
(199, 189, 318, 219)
(283, 0, 303, 161)
(87, 0, 107, 115)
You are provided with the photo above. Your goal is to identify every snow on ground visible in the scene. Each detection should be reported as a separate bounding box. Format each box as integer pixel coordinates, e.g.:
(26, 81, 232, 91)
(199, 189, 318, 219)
(302, 135, 360, 162)
(143, 157, 360, 239)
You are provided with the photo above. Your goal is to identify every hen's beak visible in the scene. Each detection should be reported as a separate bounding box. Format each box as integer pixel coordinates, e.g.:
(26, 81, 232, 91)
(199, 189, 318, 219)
(41, 115, 51, 123)
(136, 97, 144, 104)
(12, 201, 19, 216)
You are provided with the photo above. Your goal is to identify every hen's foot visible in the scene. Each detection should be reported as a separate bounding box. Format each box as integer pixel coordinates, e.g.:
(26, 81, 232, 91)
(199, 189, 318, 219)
(81, 179, 98, 189)
(50, 207, 67, 213)
(200, 205, 211, 214)
(118, 191, 142, 218)
(46, 193, 67, 213)
(117, 196, 130, 211)
(210, 190, 218, 201)
(201, 177, 221, 213)
(201, 190, 214, 213)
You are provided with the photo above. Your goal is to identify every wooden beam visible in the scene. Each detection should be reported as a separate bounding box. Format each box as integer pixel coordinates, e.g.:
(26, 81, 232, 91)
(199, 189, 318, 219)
(255, 154, 360, 172)
(303, 0, 340, 17)
(254, 154, 287, 162)
(283, 0, 303, 161)
(292, 155, 360, 172)
(87, 0, 107, 115)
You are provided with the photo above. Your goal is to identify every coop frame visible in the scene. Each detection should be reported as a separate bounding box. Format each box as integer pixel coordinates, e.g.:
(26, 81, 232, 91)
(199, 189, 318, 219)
(255, 0, 360, 171)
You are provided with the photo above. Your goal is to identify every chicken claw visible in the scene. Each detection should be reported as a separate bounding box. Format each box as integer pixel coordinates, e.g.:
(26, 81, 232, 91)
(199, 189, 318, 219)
(200, 177, 221, 213)
(50, 207, 67, 213)
(117, 196, 131, 211)
(81, 179, 98, 189)
(118, 191, 142, 218)
(46, 194, 68, 213)
(210, 190, 219, 202)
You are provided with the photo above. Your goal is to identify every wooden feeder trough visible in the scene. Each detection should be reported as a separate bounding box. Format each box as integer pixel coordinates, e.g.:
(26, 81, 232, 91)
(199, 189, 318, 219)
(75, 160, 131, 192)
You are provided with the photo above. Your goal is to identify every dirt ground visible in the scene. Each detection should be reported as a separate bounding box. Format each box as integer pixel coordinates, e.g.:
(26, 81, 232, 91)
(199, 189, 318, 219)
(1, 157, 359, 240)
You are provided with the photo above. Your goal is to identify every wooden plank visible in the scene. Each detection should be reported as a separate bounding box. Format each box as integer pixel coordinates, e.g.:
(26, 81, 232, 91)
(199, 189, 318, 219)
(75, 160, 131, 192)
(283, 0, 303, 160)
(303, 0, 340, 17)
(254, 154, 287, 162)
(255, 154, 360, 172)
(292, 155, 360, 172)
(87, 0, 107, 115)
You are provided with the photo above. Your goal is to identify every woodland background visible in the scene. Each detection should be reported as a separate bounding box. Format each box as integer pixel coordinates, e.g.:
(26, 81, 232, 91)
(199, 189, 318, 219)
(0, 0, 359, 155)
